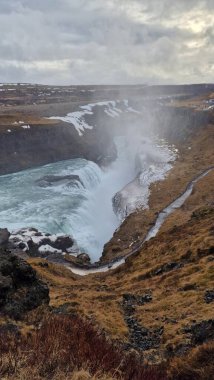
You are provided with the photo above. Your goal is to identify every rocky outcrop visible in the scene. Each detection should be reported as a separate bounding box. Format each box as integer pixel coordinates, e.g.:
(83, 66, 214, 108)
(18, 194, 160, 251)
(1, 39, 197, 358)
(9, 228, 74, 259)
(0, 249, 49, 319)
(64, 252, 91, 266)
(184, 320, 214, 345)
(35, 174, 84, 188)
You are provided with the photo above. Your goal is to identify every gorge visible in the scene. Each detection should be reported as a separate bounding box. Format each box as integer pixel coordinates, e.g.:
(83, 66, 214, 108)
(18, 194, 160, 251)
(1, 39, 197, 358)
(0, 83, 213, 377)
(0, 90, 182, 263)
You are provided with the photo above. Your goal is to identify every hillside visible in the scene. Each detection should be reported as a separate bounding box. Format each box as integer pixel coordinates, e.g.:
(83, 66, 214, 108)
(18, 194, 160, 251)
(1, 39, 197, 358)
(0, 84, 213, 379)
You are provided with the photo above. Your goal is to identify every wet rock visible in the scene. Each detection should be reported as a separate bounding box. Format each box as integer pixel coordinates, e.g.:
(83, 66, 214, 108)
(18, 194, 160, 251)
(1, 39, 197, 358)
(54, 235, 74, 251)
(0, 228, 10, 248)
(0, 249, 49, 319)
(35, 174, 84, 188)
(204, 290, 214, 304)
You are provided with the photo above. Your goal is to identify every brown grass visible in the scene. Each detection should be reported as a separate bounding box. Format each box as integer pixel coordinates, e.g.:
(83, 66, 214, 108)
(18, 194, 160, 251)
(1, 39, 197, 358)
(0, 314, 164, 380)
(103, 122, 214, 262)
(167, 342, 214, 380)
(27, 169, 214, 363)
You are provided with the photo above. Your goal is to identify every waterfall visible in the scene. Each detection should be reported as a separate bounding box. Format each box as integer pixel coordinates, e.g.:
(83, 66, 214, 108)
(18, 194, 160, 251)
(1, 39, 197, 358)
(0, 135, 176, 262)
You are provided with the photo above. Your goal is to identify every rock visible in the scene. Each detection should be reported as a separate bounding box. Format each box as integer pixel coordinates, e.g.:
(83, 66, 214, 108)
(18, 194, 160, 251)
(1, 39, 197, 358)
(54, 235, 74, 251)
(9, 228, 74, 260)
(0, 249, 49, 319)
(77, 253, 91, 265)
(35, 174, 84, 188)
(138, 261, 184, 281)
(0, 228, 10, 248)
(123, 293, 152, 305)
(154, 262, 183, 276)
(184, 320, 214, 345)
(121, 292, 160, 351)
(204, 290, 214, 304)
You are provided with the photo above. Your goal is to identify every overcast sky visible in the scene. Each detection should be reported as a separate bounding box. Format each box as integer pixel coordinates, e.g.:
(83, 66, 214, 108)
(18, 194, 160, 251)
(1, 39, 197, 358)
(0, 0, 213, 85)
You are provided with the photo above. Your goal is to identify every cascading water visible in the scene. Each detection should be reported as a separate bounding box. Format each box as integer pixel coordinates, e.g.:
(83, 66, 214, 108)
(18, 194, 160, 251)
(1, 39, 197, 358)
(0, 134, 176, 262)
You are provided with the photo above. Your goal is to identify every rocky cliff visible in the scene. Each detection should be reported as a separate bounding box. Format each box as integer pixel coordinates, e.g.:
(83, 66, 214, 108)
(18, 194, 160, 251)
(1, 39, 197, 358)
(0, 120, 117, 175)
(0, 248, 49, 319)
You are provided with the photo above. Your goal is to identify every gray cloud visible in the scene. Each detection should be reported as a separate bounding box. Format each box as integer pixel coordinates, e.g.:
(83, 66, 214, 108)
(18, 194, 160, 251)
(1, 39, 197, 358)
(0, 0, 213, 84)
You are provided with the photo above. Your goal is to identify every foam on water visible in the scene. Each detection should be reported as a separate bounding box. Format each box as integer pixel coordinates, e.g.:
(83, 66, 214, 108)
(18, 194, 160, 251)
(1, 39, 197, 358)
(0, 137, 175, 262)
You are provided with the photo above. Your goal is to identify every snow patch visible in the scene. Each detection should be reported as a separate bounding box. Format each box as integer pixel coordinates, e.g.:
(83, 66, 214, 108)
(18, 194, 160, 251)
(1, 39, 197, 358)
(49, 99, 140, 137)
(21, 125, 30, 129)
(38, 245, 62, 254)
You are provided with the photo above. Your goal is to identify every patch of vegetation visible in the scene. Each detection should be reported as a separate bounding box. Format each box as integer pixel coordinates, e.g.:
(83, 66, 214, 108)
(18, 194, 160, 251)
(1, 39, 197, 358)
(0, 314, 164, 380)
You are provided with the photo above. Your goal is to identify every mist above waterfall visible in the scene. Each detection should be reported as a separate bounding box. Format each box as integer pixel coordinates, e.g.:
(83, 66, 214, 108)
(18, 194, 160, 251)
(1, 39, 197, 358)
(0, 124, 176, 262)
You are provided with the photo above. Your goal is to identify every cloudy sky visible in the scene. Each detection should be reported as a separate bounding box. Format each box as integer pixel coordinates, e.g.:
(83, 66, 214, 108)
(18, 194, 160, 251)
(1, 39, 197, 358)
(0, 0, 213, 85)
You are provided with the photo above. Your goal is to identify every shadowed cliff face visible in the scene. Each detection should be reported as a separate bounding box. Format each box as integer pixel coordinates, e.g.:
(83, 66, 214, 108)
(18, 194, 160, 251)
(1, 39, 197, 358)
(0, 121, 117, 175)
(0, 104, 210, 176)
(0, 83, 212, 176)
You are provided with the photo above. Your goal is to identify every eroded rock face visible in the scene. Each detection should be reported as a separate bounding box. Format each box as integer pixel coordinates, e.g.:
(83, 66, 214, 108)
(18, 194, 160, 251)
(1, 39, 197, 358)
(0, 249, 49, 319)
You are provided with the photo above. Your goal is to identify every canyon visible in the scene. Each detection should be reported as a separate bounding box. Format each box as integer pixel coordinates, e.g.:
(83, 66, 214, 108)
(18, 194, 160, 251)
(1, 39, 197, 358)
(0, 83, 213, 378)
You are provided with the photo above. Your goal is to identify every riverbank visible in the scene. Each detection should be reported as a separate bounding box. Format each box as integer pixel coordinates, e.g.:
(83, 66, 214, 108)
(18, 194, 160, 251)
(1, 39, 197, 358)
(102, 120, 214, 262)
(67, 166, 214, 275)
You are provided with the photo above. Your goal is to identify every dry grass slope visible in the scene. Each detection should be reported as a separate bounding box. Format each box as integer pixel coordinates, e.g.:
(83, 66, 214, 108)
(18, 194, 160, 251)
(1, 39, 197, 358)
(28, 171, 214, 363)
(0, 314, 164, 380)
